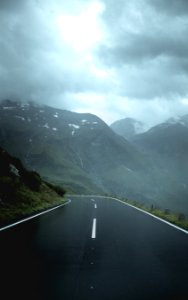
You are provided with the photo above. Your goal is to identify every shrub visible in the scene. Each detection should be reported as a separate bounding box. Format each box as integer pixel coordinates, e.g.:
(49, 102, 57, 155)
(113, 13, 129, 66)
(0, 176, 20, 203)
(178, 213, 185, 221)
(22, 171, 42, 191)
(45, 181, 66, 196)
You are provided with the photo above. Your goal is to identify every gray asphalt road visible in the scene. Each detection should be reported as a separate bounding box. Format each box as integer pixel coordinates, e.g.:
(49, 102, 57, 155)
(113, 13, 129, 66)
(1, 196, 188, 300)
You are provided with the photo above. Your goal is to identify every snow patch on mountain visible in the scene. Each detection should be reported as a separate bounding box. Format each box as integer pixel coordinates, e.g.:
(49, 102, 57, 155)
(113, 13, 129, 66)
(126, 167, 133, 172)
(3, 106, 15, 110)
(43, 123, 50, 129)
(15, 116, 25, 121)
(69, 124, 80, 129)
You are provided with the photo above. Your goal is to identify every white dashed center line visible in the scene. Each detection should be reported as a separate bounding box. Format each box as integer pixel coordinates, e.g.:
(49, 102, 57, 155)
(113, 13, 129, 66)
(94, 204, 97, 209)
(91, 218, 97, 239)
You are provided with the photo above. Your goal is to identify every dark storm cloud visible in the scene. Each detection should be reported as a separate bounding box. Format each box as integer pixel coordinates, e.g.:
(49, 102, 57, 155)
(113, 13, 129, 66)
(100, 31, 188, 65)
(0, 2, 63, 103)
(1, 0, 188, 126)
(146, 0, 188, 16)
(116, 60, 188, 99)
(100, 0, 188, 63)
(0, 0, 27, 11)
(98, 0, 188, 99)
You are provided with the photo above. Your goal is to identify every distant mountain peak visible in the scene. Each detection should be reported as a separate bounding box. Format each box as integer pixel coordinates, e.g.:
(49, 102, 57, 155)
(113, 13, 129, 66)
(0, 99, 149, 197)
(166, 114, 188, 127)
(110, 117, 145, 139)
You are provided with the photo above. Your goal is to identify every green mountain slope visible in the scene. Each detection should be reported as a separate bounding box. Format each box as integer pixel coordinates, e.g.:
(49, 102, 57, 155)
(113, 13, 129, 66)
(0, 146, 66, 226)
(0, 100, 151, 199)
(132, 118, 188, 215)
(1, 100, 188, 216)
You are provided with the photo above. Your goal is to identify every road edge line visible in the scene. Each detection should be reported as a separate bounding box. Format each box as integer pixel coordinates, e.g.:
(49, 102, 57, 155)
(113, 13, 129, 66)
(113, 198, 188, 235)
(0, 199, 71, 232)
(68, 194, 188, 235)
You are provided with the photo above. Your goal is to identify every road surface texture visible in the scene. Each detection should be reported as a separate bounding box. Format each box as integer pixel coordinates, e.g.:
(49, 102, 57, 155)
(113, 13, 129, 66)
(1, 196, 188, 300)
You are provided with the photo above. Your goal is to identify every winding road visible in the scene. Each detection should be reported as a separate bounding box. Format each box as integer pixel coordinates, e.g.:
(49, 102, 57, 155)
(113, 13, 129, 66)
(1, 196, 188, 300)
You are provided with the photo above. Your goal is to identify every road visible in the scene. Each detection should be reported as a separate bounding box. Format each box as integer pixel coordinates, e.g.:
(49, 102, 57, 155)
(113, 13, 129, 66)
(1, 196, 188, 300)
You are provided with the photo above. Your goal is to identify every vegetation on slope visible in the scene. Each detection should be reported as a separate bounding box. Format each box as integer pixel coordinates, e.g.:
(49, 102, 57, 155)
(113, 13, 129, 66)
(0, 147, 66, 227)
(118, 197, 188, 231)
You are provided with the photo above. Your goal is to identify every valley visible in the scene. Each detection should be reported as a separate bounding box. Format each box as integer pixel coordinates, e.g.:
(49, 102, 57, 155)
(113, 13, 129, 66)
(0, 99, 188, 219)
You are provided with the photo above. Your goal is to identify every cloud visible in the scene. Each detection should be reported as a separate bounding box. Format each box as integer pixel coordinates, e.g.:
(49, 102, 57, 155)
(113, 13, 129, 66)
(1, 0, 188, 127)
(98, 0, 188, 100)
(0, 0, 109, 104)
(146, 0, 188, 16)
(0, 0, 27, 12)
(100, 31, 188, 65)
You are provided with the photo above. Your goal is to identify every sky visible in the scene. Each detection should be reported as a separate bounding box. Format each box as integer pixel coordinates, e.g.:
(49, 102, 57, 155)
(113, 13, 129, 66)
(1, 0, 188, 128)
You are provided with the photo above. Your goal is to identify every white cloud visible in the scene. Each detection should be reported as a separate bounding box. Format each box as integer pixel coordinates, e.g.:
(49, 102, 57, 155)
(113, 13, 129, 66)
(55, 1, 105, 52)
(1, 0, 188, 128)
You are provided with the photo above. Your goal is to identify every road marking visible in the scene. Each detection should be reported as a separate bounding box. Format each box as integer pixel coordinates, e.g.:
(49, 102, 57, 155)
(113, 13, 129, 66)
(94, 204, 97, 209)
(115, 199, 188, 235)
(91, 218, 97, 239)
(67, 194, 188, 235)
(0, 200, 71, 232)
(91, 199, 95, 202)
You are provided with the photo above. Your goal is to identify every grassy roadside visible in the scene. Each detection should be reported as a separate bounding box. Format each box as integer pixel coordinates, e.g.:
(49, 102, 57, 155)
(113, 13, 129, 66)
(0, 182, 67, 228)
(118, 197, 188, 231)
(61, 194, 188, 231)
(0, 146, 68, 228)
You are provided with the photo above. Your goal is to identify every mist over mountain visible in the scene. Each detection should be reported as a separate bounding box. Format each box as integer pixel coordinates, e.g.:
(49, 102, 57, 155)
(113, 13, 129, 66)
(132, 115, 188, 159)
(111, 118, 145, 140)
(131, 115, 188, 215)
(0, 99, 188, 216)
(0, 100, 152, 200)
(0, 100, 103, 194)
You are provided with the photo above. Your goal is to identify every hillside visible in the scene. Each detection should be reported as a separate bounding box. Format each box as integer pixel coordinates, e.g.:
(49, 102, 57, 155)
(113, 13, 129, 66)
(1, 100, 188, 216)
(132, 116, 188, 215)
(132, 117, 188, 175)
(0, 146, 66, 226)
(0, 100, 104, 194)
(0, 99, 153, 201)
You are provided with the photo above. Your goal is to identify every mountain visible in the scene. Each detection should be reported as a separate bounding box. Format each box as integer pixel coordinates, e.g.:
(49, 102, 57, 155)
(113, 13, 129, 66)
(1, 99, 188, 216)
(132, 115, 188, 215)
(0, 100, 103, 194)
(0, 146, 66, 226)
(0, 99, 154, 202)
(132, 115, 188, 162)
(110, 117, 145, 140)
